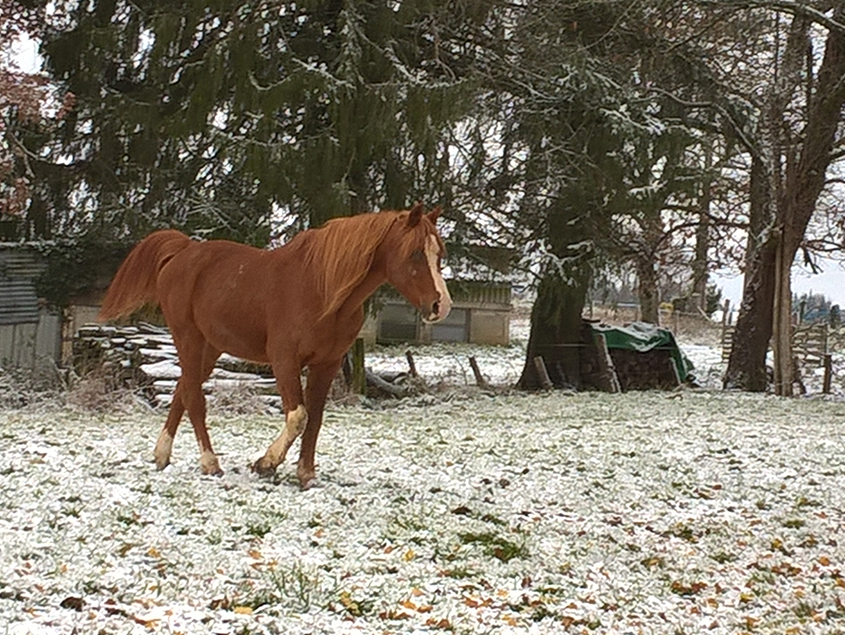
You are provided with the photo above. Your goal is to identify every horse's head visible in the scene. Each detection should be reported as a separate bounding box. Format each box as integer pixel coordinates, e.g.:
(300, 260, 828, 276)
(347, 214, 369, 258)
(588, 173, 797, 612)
(384, 203, 452, 323)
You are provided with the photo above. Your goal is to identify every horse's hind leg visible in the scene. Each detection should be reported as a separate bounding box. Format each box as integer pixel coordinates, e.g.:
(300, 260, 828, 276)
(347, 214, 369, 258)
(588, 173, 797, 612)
(153, 390, 186, 470)
(157, 338, 221, 474)
(253, 361, 305, 477)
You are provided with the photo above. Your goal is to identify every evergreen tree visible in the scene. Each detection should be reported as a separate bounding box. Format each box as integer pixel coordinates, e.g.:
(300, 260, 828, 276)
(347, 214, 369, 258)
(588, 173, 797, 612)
(29, 0, 480, 243)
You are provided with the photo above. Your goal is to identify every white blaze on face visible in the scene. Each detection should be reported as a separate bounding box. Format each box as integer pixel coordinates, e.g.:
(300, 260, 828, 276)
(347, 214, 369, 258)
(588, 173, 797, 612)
(424, 234, 452, 322)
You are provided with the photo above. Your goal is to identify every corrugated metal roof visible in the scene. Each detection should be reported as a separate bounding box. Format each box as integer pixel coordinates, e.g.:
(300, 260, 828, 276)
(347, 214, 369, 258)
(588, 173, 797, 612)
(0, 247, 45, 325)
(0, 280, 39, 324)
(0, 249, 46, 280)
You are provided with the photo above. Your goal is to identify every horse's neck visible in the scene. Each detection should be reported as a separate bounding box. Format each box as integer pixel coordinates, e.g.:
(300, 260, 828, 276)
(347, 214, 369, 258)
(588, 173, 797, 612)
(335, 265, 386, 318)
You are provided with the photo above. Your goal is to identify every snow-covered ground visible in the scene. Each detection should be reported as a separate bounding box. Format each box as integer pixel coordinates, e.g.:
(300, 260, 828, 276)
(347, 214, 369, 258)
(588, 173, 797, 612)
(368, 314, 728, 392)
(2, 318, 844, 634)
(3, 390, 845, 635)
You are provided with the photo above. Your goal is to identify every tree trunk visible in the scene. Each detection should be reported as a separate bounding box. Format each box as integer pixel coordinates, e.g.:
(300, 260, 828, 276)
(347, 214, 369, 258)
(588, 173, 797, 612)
(518, 194, 592, 391)
(636, 257, 660, 324)
(725, 7, 845, 393)
(772, 238, 793, 395)
(692, 138, 712, 311)
(518, 272, 589, 390)
(723, 235, 778, 391)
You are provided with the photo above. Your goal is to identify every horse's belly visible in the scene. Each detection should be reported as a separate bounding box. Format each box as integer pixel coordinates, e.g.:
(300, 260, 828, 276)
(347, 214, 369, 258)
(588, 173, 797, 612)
(186, 292, 269, 363)
(203, 319, 270, 364)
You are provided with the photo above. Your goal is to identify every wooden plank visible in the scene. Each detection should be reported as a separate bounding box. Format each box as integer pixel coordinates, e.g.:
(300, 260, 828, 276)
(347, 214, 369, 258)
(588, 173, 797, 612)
(405, 350, 418, 378)
(592, 332, 621, 393)
(36, 309, 62, 363)
(823, 354, 833, 394)
(533, 356, 553, 391)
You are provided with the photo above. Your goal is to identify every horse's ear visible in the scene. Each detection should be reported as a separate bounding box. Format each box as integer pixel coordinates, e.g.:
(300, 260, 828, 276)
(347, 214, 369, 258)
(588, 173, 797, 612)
(427, 206, 443, 223)
(407, 202, 424, 227)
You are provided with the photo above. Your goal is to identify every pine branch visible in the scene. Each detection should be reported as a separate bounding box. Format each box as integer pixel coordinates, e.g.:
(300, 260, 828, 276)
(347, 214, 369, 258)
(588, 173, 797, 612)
(695, 0, 845, 34)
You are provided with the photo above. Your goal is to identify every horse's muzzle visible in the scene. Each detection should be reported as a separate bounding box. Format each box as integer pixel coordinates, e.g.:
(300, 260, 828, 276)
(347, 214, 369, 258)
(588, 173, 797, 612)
(422, 295, 452, 324)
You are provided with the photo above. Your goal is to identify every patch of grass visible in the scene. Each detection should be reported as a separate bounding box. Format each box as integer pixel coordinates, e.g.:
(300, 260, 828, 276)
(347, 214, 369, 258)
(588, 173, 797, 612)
(748, 569, 776, 586)
(792, 600, 817, 619)
(641, 555, 664, 569)
(670, 580, 707, 596)
(711, 551, 737, 564)
(441, 565, 476, 579)
(237, 562, 329, 613)
(665, 522, 700, 543)
(458, 531, 528, 563)
(390, 514, 429, 533)
(114, 510, 142, 527)
(480, 513, 506, 526)
(207, 529, 223, 545)
(246, 521, 273, 538)
(63, 506, 81, 519)
(336, 589, 375, 617)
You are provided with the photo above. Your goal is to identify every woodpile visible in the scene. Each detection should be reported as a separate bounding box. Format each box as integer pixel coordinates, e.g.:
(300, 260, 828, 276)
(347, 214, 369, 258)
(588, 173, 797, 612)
(72, 324, 424, 407)
(72, 323, 279, 409)
(604, 348, 681, 391)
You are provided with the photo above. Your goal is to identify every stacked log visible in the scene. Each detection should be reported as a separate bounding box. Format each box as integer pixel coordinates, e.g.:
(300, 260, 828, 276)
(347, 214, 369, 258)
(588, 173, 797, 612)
(73, 323, 418, 407)
(72, 323, 278, 408)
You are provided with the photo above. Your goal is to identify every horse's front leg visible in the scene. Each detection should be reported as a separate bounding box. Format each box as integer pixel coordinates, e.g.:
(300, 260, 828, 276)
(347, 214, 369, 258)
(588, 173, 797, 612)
(297, 360, 343, 489)
(253, 362, 306, 477)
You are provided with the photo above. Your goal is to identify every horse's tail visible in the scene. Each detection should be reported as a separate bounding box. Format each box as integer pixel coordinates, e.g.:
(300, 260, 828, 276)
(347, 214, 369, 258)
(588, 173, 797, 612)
(98, 230, 191, 321)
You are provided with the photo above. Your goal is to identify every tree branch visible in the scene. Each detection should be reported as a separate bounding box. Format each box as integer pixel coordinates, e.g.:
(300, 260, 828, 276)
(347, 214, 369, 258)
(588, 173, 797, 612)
(696, 0, 845, 34)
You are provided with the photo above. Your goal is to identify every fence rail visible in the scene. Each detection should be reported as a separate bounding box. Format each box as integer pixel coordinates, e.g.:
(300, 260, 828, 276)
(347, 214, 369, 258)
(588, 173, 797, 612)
(722, 321, 843, 367)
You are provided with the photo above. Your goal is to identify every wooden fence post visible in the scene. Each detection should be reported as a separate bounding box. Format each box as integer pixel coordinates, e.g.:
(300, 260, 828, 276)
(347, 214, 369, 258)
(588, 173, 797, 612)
(592, 332, 621, 393)
(823, 353, 833, 395)
(405, 350, 418, 378)
(468, 356, 490, 389)
(351, 338, 366, 395)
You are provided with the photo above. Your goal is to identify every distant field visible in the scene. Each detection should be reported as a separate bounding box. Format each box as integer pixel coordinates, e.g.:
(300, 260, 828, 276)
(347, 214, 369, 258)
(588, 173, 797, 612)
(1, 390, 844, 634)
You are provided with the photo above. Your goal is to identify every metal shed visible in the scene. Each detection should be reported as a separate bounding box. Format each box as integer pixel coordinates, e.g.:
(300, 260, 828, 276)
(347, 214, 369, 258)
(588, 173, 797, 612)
(369, 281, 513, 346)
(0, 245, 62, 370)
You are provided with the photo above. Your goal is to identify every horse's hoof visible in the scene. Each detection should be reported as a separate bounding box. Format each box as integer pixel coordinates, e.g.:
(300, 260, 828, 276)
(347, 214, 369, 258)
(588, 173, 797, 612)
(154, 458, 170, 471)
(299, 476, 319, 490)
(200, 451, 223, 476)
(297, 468, 318, 490)
(252, 457, 277, 477)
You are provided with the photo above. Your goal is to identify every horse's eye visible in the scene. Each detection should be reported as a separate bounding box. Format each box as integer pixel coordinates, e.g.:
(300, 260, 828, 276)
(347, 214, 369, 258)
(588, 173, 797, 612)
(411, 249, 425, 263)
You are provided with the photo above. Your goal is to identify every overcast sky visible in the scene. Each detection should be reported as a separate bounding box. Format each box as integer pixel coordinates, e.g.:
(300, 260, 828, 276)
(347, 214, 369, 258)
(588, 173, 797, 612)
(713, 258, 845, 311)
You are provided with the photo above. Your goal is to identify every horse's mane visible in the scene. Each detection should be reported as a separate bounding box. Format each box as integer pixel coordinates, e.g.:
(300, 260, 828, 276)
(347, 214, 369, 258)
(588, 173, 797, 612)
(298, 211, 409, 317)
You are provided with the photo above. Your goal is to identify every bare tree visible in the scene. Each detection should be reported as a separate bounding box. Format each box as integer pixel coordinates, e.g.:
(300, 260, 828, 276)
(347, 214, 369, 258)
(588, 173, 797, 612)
(724, 2, 845, 394)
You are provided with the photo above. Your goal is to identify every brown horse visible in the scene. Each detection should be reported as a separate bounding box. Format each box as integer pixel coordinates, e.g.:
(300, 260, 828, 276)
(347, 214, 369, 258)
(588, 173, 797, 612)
(98, 203, 451, 488)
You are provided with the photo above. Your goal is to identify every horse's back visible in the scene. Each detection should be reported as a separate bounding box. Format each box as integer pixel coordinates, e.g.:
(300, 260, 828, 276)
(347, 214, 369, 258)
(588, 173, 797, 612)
(157, 239, 281, 361)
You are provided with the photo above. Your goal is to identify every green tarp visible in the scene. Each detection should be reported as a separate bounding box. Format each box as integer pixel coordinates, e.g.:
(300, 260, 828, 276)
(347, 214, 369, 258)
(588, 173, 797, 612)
(590, 321, 695, 384)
